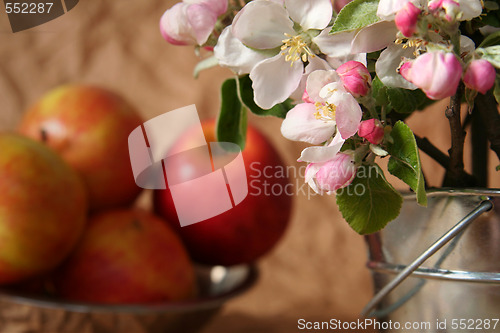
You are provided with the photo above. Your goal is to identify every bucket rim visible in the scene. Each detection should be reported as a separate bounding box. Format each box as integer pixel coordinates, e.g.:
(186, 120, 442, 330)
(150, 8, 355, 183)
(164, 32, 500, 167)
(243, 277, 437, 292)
(402, 188, 500, 200)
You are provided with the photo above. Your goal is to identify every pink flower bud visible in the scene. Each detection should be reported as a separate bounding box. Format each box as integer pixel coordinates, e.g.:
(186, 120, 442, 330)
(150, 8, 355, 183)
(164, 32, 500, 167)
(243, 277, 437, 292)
(160, 2, 217, 46)
(428, 0, 460, 22)
(402, 51, 463, 100)
(336, 61, 372, 98)
(334, 0, 353, 13)
(463, 59, 496, 95)
(358, 119, 385, 145)
(313, 153, 357, 192)
(395, 2, 421, 37)
(399, 61, 413, 80)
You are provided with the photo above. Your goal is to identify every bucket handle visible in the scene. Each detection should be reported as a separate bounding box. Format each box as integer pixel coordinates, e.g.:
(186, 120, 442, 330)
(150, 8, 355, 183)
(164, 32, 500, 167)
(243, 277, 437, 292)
(361, 200, 493, 318)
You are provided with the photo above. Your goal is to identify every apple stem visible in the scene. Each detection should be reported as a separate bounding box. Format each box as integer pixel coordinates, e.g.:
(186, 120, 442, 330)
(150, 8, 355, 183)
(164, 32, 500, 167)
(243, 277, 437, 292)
(40, 128, 48, 143)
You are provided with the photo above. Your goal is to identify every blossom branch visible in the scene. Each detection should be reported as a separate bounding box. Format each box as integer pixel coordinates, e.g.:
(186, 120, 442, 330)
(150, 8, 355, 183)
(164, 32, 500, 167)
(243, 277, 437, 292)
(475, 91, 500, 162)
(416, 134, 476, 186)
(470, 104, 488, 187)
(444, 83, 467, 186)
(414, 135, 450, 169)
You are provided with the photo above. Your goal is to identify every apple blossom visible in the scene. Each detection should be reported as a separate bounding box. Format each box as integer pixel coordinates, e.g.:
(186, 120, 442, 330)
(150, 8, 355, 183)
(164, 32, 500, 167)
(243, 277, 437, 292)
(350, 0, 416, 54)
(280, 102, 337, 145)
(214, 27, 278, 75)
(428, 0, 460, 21)
(336, 61, 372, 97)
(281, 70, 362, 190)
(454, 0, 483, 20)
(298, 132, 347, 166)
(401, 51, 462, 100)
(377, 0, 481, 22)
(160, 0, 227, 46)
(305, 152, 357, 194)
(428, 0, 483, 21)
(352, 0, 482, 61)
(358, 119, 385, 145)
(288, 56, 336, 102)
(395, 2, 421, 37)
(463, 59, 497, 95)
(351, 0, 422, 88)
(215, 0, 358, 109)
(281, 70, 362, 147)
(377, 0, 425, 21)
(375, 35, 474, 90)
(375, 43, 419, 89)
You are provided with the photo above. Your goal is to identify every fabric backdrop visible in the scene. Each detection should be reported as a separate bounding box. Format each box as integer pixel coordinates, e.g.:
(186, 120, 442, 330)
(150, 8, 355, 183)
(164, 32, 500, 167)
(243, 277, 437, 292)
(0, 1, 498, 332)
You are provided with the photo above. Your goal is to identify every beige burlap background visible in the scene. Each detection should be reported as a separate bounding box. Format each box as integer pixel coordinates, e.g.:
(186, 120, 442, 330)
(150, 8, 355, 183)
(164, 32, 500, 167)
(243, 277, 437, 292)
(0, 1, 498, 332)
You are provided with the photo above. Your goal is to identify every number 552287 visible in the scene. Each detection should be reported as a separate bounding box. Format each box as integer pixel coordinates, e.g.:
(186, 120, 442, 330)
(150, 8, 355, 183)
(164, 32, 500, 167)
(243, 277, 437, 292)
(5, 2, 54, 14)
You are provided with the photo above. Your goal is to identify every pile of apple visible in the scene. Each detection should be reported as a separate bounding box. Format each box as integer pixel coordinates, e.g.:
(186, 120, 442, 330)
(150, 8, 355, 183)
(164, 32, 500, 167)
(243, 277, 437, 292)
(0, 85, 292, 305)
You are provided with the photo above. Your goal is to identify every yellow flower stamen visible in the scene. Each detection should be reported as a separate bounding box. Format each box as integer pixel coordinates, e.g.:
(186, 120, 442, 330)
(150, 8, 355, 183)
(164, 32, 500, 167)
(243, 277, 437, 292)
(395, 37, 426, 56)
(314, 101, 336, 121)
(281, 33, 315, 66)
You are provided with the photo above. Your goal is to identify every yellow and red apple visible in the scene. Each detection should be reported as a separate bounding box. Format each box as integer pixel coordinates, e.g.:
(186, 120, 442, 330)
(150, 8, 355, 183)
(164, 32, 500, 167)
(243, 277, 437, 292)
(0, 134, 87, 284)
(18, 85, 143, 211)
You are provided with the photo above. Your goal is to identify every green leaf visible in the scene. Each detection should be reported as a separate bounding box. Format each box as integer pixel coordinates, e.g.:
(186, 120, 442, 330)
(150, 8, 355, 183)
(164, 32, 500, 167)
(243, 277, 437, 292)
(481, 4, 500, 28)
(386, 86, 431, 114)
(481, 14, 500, 28)
(238, 75, 293, 118)
(217, 78, 247, 150)
(477, 46, 500, 68)
(371, 76, 389, 106)
(330, 0, 380, 34)
(479, 31, 500, 48)
(336, 164, 403, 235)
(494, 74, 500, 105)
(387, 121, 427, 206)
(372, 76, 433, 113)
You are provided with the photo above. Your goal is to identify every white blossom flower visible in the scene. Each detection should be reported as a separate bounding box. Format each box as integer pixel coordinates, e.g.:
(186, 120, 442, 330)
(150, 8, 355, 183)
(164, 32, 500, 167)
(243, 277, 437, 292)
(428, 0, 483, 21)
(214, 0, 356, 109)
(281, 69, 362, 164)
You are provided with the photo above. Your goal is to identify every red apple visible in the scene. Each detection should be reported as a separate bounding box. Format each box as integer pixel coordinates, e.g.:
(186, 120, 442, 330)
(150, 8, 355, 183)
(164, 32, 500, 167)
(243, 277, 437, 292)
(154, 120, 292, 266)
(18, 85, 143, 211)
(0, 134, 87, 284)
(52, 209, 196, 304)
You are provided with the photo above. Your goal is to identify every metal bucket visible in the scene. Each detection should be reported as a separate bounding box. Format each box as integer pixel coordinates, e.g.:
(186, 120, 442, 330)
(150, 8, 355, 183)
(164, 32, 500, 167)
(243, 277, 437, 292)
(364, 189, 500, 333)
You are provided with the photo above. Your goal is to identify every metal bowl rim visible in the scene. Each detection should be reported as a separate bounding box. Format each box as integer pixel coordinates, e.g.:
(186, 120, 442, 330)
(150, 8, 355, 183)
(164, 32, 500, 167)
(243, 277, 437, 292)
(0, 265, 259, 314)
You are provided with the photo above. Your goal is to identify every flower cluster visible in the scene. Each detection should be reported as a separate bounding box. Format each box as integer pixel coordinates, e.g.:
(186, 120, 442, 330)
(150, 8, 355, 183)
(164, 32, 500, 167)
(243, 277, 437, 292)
(160, 0, 500, 233)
